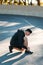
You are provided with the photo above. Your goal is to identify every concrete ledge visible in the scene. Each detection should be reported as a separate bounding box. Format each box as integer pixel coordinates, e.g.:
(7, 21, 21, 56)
(0, 5, 43, 17)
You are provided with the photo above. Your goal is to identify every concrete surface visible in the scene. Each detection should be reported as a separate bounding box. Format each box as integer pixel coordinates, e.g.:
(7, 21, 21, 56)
(0, 14, 43, 65)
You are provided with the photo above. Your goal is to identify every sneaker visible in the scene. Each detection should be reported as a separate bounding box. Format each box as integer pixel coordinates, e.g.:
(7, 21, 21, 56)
(9, 46, 12, 53)
(25, 50, 33, 54)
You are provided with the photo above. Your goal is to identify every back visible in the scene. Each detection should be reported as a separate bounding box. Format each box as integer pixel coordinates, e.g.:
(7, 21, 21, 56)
(10, 30, 25, 48)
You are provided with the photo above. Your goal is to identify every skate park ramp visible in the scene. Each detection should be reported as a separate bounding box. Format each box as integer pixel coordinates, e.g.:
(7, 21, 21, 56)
(0, 14, 43, 65)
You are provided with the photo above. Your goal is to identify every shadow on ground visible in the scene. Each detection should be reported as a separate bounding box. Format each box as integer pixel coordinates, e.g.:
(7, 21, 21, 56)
(0, 52, 31, 65)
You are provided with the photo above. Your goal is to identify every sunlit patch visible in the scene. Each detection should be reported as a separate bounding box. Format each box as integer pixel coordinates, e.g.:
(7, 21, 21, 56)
(27, 28, 43, 51)
(0, 21, 7, 26)
(0, 21, 21, 27)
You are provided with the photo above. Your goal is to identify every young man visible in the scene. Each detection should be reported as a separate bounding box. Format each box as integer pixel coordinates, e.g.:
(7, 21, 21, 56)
(9, 29, 33, 54)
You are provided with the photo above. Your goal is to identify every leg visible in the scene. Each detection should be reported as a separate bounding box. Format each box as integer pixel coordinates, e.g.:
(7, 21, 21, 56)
(24, 37, 30, 51)
(24, 37, 33, 54)
(9, 45, 13, 53)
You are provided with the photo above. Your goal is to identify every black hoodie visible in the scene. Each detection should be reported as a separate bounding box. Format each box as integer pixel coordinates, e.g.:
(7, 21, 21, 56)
(10, 30, 26, 49)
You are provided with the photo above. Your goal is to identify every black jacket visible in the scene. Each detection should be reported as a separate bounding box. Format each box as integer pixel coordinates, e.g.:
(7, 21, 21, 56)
(10, 30, 26, 49)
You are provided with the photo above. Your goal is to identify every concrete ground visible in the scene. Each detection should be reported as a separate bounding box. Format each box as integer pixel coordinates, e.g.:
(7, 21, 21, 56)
(0, 14, 43, 65)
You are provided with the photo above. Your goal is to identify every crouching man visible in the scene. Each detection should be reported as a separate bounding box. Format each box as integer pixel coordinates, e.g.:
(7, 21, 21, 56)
(9, 29, 33, 54)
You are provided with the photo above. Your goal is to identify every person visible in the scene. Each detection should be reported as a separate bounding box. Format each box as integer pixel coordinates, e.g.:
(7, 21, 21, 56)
(9, 29, 33, 54)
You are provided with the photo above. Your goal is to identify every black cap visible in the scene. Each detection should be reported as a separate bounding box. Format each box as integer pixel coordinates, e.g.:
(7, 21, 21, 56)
(25, 29, 32, 33)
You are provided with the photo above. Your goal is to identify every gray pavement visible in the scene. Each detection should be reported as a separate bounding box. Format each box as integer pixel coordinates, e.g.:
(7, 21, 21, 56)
(0, 5, 43, 17)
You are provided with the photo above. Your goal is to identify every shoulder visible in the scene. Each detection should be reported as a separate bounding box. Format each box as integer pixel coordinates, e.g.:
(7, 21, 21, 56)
(17, 29, 25, 36)
(17, 29, 24, 33)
